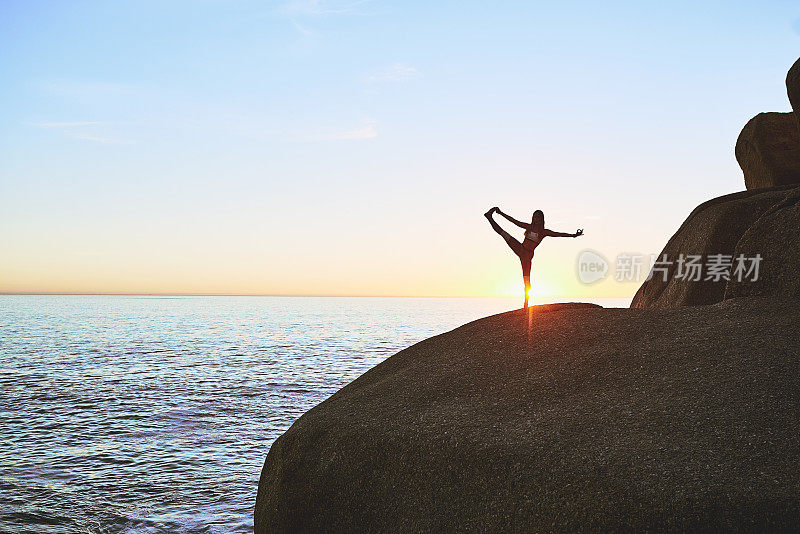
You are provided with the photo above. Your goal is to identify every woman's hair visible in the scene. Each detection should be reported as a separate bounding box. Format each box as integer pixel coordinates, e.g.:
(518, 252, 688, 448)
(531, 210, 545, 231)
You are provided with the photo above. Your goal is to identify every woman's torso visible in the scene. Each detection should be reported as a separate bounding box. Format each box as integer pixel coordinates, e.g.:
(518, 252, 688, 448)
(522, 228, 543, 252)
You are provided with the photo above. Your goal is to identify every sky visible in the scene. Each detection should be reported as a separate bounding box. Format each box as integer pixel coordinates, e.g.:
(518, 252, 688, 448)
(1, 0, 799, 299)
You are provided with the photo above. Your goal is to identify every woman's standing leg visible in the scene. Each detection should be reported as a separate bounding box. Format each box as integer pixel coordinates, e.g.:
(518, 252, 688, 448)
(521, 255, 532, 308)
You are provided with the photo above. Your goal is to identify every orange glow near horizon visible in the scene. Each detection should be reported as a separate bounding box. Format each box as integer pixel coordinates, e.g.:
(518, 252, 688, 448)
(0, 239, 638, 299)
(1, 197, 639, 299)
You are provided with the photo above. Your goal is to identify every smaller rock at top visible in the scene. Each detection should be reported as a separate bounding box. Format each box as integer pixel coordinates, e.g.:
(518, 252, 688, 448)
(735, 112, 800, 190)
(787, 57, 800, 121)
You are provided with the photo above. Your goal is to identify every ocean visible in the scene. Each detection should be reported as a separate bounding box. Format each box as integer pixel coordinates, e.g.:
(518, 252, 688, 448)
(0, 295, 629, 533)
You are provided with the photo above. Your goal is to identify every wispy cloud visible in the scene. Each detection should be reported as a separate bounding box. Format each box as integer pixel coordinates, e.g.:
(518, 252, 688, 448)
(329, 118, 378, 140)
(288, 118, 378, 142)
(30, 121, 109, 128)
(366, 63, 421, 83)
(71, 134, 122, 144)
(28, 120, 124, 143)
(281, 0, 371, 16)
(280, 0, 371, 36)
(38, 80, 141, 99)
(290, 18, 314, 36)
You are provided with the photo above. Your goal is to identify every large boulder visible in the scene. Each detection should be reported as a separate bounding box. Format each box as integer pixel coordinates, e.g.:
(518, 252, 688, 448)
(255, 300, 800, 532)
(735, 112, 800, 190)
(631, 184, 800, 308)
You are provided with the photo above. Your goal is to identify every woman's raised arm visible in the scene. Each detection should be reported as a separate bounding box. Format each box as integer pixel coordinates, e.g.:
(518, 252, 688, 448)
(497, 209, 530, 229)
(545, 228, 583, 238)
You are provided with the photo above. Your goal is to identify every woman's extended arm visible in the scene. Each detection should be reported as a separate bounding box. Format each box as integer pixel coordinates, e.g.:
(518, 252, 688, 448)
(545, 228, 584, 238)
(497, 209, 530, 229)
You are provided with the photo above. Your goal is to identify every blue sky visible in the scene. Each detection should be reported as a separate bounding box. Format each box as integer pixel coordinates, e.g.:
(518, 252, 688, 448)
(1, 1, 799, 296)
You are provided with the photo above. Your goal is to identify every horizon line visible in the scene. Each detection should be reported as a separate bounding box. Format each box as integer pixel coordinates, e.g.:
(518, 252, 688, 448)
(0, 291, 632, 299)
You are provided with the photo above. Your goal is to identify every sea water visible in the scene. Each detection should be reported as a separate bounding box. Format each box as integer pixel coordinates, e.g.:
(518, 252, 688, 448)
(0, 295, 628, 533)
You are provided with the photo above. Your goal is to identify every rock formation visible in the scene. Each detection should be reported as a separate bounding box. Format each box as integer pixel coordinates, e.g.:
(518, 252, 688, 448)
(255, 300, 800, 532)
(787, 57, 800, 123)
(737, 58, 800, 189)
(632, 57, 800, 307)
(630, 183, 800, 308)
(735, 112, 800, 189)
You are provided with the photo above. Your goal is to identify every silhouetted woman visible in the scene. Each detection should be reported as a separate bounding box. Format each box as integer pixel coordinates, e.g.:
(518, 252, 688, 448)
(485, 207, 583, 308)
